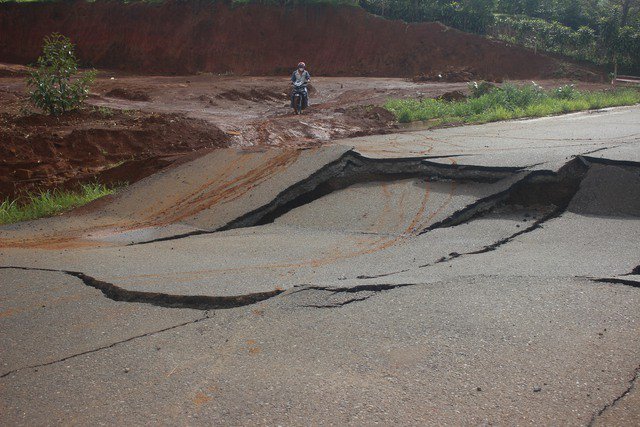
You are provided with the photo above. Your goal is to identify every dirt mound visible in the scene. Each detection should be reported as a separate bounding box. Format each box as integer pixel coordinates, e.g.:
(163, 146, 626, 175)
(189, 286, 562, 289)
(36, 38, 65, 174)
(0, 109, 229, 199)
(216, 88, 285, 102)
(105, 88, 151, 102)
(343, 105, 396, 123)
(412, 66, 504, 83)
(0, 63, 31, 78)
(243, 104, 397, 146)
(0, 1, 595, 80)
(437, 90, 468, 102)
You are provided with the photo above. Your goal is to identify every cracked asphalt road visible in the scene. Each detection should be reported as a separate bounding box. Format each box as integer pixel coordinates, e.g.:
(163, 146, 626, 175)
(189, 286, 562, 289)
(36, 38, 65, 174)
(1, 106, 639, 425)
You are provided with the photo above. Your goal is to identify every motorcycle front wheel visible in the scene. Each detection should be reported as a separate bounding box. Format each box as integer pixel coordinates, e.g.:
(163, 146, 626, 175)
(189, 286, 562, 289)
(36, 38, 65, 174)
(297, 95, 303, 114)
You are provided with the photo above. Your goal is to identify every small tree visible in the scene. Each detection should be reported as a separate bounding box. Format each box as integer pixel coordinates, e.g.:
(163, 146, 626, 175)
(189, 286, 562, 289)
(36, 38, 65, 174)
(27, 33, 95, 115)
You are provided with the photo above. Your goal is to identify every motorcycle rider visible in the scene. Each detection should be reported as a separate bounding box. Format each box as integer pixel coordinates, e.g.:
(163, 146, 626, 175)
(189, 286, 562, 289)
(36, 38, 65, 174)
(291, 62, 310, 113)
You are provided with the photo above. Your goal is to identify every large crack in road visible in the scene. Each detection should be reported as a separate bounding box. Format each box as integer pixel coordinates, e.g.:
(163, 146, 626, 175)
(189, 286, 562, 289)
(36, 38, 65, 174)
(3, 155, 639, 307)
(131, 150, 521, 245)
(0, 266, 284, 310)
(420, 156, 588, 233)
(291, 283, 416, 308)
(2, 107, 640, 425)
(349, 156, 590, 279)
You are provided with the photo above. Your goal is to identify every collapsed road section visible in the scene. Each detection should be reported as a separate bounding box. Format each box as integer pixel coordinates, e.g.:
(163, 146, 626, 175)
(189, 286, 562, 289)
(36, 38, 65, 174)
(1, 154, 639, 304)
(1, 108, 639, 303)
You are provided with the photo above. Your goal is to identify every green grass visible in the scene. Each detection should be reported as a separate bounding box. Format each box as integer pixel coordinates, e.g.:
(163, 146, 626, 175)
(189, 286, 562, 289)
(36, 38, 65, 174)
(384, 84, 640, 126)
(0, 183, 116, 225)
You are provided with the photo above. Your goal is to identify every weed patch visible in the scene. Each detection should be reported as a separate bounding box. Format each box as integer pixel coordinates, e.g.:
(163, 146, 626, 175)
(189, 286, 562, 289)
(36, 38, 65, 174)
(0, 183, 117, 225)
(384, 83, 640, 125)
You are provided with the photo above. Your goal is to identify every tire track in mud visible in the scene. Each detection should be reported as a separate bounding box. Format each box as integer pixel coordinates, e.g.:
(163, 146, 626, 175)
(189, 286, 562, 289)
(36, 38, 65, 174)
(142, 151, 251, 223)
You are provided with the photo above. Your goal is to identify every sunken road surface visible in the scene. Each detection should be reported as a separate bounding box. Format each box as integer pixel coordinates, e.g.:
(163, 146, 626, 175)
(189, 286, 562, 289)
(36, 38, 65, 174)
(1, 106, 639, 425)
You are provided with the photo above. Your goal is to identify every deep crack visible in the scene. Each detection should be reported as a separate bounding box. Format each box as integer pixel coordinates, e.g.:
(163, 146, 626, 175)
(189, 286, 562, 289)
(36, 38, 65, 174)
(302, 294, 374, 308)
(129, 153, 597, 247)
(625, 265, 640, 276)
(591, 277, 640, 288)
(132, 150, 520, 245)
(291, 283, 415, 309)
(293, 283, 415, 295)
(356, 270, 409, 280)
(418, 211, 556, 269)
(420, 156, 588, 234)
(218, 152, 520, 231)
(353, 158, 589, 279)
(0, 266, 284, 310)
(580, 144, 622, 156)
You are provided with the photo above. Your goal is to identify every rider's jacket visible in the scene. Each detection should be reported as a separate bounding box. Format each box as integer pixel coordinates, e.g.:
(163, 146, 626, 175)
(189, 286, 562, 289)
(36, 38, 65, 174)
(291, 70, 311, 85)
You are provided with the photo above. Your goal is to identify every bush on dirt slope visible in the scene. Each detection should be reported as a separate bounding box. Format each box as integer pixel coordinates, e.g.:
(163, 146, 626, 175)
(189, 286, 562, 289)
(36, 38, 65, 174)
(27, 33, 95, 115)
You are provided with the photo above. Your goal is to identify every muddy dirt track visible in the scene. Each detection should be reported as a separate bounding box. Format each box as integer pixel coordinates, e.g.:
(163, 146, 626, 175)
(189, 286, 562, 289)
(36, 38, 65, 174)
(0, 65, 611, 198)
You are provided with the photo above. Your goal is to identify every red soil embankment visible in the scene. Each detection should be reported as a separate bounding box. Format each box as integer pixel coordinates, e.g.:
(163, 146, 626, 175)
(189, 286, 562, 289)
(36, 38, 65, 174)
(0, 0, 586, 79)
(0, 110, 229, 199)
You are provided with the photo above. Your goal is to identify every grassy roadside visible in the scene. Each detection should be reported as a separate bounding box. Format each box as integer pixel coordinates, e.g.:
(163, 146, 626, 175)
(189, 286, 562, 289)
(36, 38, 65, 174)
(0, 183, 116, 225)
(384, 83, 640, 126)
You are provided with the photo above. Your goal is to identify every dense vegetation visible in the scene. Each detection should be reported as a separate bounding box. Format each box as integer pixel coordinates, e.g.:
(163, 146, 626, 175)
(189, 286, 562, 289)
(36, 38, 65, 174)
(384, 83, 640, 124)
(358, 0, 640, 74)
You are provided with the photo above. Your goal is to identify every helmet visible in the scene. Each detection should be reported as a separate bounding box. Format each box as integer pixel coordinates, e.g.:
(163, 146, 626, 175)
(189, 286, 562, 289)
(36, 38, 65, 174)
(297, 62, 306, 69)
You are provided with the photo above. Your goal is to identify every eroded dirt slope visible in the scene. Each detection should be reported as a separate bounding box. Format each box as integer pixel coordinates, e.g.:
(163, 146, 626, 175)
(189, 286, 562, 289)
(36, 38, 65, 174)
(0, 108, 229, 199)
(0, 0, 594, 79)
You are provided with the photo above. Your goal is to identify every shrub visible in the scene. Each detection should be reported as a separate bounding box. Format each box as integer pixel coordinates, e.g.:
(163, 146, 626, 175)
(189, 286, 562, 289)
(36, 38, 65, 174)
(26, 33, 96, 115)
(553, 84, 578, 100)
(468, 81, 496, 98)
(397, 109, 412, 123)
(493, 82, 546, 110)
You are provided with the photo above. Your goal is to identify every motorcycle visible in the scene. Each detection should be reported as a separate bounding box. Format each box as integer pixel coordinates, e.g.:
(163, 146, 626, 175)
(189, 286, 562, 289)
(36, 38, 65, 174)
(291, 80, 308, 115)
